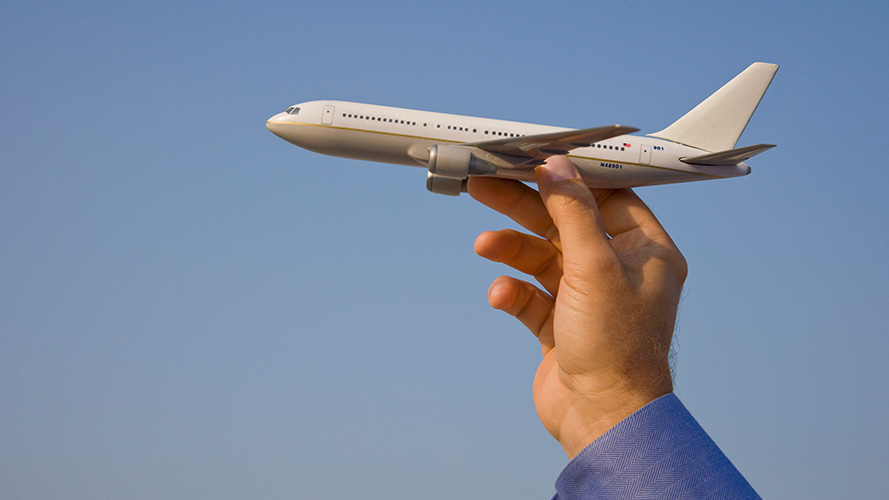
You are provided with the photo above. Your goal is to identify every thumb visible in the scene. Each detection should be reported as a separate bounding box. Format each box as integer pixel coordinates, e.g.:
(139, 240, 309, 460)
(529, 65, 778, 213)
(535, 157, 615, 268)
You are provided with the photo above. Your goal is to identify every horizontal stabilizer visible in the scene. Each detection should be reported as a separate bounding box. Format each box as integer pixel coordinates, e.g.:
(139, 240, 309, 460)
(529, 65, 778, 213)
(680, 143, 776, 166)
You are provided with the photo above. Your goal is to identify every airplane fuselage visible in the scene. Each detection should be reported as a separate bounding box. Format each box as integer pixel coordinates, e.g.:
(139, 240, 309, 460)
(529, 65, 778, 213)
(267, 100, 751, 190)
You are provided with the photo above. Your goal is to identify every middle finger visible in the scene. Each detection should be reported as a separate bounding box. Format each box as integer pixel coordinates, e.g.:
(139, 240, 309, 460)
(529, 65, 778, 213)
(475, 229, 563, 296)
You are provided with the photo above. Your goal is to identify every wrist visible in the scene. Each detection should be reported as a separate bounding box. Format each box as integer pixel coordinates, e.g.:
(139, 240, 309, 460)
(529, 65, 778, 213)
(557, 386, 672, 458)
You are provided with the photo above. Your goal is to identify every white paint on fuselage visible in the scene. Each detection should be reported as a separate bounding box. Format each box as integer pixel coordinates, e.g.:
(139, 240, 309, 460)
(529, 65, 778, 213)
(267, 100, 750, 189)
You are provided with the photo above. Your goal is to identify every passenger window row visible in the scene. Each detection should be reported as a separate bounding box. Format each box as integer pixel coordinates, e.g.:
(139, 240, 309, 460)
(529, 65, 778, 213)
(343, 113, 417, 126)
(342, 112, 526, 139)
(594, 143, 626, 152)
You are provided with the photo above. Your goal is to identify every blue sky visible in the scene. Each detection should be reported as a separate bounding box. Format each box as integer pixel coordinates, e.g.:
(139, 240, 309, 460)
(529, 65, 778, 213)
(2, 1, 888, 498)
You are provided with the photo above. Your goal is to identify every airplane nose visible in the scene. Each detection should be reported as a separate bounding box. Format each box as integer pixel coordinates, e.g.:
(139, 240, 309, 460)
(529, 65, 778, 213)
(266, 113, 288, 138)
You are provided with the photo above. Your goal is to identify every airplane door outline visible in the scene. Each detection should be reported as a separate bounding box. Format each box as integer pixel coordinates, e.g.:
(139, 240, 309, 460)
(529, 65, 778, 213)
(639, 144, 652, 165)
(322, 105, 335, 125)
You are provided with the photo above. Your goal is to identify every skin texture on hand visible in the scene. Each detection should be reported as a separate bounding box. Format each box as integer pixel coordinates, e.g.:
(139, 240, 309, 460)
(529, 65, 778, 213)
(468, 156, 688, 458)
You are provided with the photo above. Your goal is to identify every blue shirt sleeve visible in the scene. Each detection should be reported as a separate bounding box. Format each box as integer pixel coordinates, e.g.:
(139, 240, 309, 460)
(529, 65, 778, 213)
(552, 393, 760, 500)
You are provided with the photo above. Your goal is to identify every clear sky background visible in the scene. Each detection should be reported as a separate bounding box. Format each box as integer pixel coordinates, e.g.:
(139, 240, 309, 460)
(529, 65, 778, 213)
(2, 1, 887, 499)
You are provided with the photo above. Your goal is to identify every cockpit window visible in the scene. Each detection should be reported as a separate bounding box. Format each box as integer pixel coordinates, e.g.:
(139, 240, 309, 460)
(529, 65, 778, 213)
(285, 106, 300, 115)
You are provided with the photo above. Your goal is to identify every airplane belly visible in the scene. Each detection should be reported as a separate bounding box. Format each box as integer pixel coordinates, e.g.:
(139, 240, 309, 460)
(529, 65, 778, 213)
(285, 124, 430, 167)
(572, 157, 722, 188)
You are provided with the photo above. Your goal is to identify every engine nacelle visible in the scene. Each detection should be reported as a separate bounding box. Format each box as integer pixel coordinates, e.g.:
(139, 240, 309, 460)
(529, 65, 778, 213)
(426, 145, 497, 195)
(428, 145, 472, 179)
(426, 171, 466, 196)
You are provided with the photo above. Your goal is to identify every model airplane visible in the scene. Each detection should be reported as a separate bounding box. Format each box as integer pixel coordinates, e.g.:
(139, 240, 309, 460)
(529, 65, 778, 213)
(267, 63, 778, 196)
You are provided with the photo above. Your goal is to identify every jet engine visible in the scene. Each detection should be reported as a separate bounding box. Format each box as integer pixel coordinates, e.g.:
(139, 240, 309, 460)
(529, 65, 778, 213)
(425, 145, 497, 196)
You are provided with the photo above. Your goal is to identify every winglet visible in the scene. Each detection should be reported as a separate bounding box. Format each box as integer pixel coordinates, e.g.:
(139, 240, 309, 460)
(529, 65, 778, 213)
(648, 63, 779, 152)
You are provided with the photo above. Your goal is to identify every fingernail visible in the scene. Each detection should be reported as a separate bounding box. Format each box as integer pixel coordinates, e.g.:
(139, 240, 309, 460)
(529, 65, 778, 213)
(541, 156, 579, 183)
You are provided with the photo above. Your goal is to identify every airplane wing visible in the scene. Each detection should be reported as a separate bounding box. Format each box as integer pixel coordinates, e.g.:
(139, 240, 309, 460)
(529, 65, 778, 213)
(462, 124, 639, 166)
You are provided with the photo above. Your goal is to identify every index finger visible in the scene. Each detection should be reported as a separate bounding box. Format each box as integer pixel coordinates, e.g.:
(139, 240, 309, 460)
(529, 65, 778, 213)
(467, 176, 558, 243)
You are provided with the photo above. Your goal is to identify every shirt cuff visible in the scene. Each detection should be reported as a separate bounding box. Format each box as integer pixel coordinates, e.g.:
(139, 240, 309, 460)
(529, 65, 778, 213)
(553, 393, 760, 500)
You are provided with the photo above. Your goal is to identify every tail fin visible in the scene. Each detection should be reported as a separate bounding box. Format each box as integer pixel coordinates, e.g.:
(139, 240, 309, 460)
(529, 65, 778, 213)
(648, 62, 779, 152)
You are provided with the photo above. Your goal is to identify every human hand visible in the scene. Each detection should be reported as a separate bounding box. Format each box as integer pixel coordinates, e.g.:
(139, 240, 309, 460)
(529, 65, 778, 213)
(467, 156, 688, 458)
